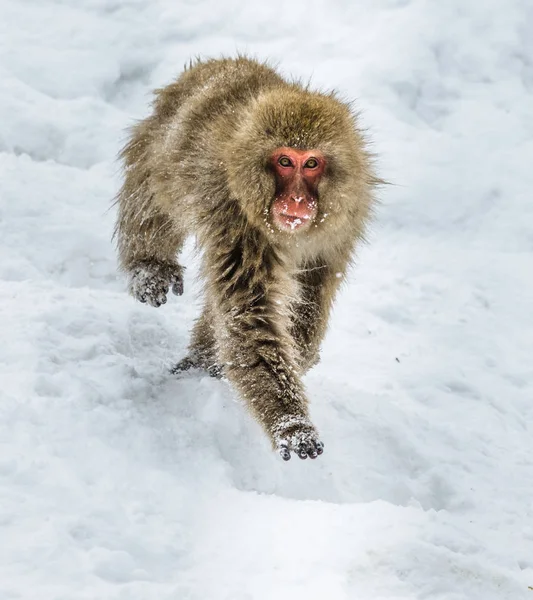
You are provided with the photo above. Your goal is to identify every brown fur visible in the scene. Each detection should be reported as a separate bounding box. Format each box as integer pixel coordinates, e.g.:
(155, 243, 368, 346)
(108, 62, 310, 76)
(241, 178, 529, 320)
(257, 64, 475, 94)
(114, 56, 378, 460)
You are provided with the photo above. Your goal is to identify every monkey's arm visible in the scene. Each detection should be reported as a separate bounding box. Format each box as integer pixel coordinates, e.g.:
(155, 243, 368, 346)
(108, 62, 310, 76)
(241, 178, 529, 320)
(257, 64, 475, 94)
(115, 176, 185, 308)
(204, 230, 324, 460)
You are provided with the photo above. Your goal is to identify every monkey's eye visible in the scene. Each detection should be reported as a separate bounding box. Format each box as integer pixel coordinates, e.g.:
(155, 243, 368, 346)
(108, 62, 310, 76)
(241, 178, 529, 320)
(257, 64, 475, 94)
(278, 156, 293, 168)
(304, 158, 319, 169)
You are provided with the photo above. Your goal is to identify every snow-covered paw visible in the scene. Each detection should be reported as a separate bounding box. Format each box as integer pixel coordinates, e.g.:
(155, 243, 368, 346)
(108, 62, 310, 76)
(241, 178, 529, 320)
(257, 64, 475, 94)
(279, 437, 324, 461)
(128, 260, 184, 307)
(274, 418, 324, 461)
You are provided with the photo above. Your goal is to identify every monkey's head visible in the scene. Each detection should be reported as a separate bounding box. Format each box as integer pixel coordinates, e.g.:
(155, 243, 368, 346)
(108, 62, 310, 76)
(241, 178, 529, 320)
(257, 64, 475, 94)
(225, 88, 371, 240)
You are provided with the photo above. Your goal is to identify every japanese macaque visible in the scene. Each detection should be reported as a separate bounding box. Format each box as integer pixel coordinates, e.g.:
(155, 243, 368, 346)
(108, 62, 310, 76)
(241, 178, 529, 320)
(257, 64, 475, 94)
(115, 57, 378, 461)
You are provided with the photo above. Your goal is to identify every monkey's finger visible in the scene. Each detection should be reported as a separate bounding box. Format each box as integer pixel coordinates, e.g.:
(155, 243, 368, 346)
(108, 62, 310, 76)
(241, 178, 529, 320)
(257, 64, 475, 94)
(172, 279, 184, 296)
(297, 445, 308, 460)
(279, 446, 291, 461)
(139, 295, 147, 303)
(147, 294, 163, 307)
(315, 441, 324, 455)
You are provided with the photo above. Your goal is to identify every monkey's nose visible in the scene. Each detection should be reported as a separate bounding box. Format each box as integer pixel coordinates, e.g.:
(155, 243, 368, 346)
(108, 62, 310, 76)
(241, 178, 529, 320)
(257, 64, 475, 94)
(292, 196, 303, 203)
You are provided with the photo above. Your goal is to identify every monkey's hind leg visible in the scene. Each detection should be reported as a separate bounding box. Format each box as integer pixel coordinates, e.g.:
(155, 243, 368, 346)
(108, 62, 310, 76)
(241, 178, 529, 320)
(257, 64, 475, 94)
(172, 305, 223, 378)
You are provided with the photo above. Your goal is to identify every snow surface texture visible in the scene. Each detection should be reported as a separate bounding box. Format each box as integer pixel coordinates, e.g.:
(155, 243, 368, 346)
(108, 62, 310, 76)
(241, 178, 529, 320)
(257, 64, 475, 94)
(1, 1, 532, 598)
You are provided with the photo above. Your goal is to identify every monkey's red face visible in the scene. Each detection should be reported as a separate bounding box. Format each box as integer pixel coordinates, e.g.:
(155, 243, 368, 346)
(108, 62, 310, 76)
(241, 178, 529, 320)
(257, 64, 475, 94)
(270, 147, 325, 233)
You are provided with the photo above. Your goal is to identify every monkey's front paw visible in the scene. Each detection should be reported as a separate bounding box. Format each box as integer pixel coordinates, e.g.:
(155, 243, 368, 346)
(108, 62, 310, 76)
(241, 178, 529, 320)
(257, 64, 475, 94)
(274, 418, 324, 461)
(129, 260, 184, 307)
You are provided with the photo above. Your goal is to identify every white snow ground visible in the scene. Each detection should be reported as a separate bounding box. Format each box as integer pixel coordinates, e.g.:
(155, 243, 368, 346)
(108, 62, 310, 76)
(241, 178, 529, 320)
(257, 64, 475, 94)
(1, 0, 532, 598)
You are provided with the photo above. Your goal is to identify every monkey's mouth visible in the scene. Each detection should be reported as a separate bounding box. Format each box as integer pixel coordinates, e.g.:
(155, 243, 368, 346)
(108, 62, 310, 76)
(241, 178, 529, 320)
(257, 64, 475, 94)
(271, 199, 318, 233)
(276, 213, 313, 231)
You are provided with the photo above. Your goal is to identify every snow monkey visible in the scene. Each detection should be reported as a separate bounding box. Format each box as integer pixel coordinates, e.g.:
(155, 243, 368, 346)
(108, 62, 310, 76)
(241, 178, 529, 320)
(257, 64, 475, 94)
(115, 57, 378, 461)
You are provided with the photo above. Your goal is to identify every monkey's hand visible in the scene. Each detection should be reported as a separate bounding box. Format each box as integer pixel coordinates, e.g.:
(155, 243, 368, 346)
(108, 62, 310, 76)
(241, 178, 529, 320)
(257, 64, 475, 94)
(274, 417, 324, 461)
(128, 260, 184, 307)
